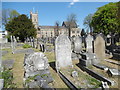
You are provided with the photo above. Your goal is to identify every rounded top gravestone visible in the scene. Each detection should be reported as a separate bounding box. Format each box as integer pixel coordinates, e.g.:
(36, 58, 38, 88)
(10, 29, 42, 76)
(94, 34, 105, 60)
(55, 34, 72, 70)
(86, 34, 93, 53)
(73, 36, 82, 53)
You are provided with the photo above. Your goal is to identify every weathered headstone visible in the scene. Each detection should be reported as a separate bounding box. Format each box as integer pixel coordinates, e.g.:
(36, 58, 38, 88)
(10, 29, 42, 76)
(24, 52, 53, 88)
(73, 36, 82, 53)
(13, 36, 17, 48)
(11, 36, 15, 54)
(94, 34, 105, 60)
(55, 34, 72, 71)
(0, 79, 4, 90)
(86, 34, 93, 53)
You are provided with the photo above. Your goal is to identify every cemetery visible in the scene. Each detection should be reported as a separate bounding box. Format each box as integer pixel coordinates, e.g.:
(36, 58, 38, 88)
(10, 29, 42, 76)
(1, 1, 120, 89)
(0, 32, 120, 89)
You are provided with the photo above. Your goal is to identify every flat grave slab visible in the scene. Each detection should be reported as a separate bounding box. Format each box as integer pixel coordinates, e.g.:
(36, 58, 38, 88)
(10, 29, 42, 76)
(107, 69, 120, 77)
(2, 59, 15, 69)
(14, 48, 34, 54)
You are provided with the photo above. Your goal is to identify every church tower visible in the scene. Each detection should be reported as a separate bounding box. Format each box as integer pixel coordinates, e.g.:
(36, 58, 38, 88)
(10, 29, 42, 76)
(30, 11, 38, 29)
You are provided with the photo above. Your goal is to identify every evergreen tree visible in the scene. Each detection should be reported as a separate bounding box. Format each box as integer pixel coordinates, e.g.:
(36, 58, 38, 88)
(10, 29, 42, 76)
(5, 14, 37, 42)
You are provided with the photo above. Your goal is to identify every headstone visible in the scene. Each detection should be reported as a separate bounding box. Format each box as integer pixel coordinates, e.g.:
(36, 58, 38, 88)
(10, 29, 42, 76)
(94, 34, 105, 59)
(86, 34, 93, 53)
(55, 34, 72, 71)
(24, 52, 53, 88)
(13, 36, 17, 48)
(73, 36, 82, 53)
(0, 79, 4, 90)
(11, 36, 15, 54)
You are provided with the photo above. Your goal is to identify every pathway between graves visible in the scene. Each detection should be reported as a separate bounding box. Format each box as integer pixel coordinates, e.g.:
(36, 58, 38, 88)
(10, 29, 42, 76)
(12, 53, 25, 88)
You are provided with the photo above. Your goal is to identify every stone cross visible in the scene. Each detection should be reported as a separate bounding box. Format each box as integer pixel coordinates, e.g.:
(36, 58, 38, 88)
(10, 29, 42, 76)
(55, 34, 72, 72)
(94, 34, 105, 60)
(86, 34, 93, 53)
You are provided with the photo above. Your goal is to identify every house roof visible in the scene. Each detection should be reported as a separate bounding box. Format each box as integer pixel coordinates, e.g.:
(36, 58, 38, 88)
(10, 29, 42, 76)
(38, 26, 66, 29)
(62, 21, 77, 28)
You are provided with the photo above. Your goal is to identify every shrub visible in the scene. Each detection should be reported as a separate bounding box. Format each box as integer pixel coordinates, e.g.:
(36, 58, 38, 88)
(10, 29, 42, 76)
(2, 69, 16, 88)
(23, 44, 31, 48)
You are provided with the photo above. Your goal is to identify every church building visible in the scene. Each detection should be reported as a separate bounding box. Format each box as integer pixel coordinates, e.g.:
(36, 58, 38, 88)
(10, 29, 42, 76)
(30, 11, 81, 38)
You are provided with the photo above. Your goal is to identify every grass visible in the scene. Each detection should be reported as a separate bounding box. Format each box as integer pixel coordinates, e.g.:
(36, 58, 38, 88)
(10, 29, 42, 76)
(45, 52, 55, 63)
(2, 47, 25, 88)
(61, 63, 102, 88)
(2, 43, 68, 88)
(116, 42, 120, 46)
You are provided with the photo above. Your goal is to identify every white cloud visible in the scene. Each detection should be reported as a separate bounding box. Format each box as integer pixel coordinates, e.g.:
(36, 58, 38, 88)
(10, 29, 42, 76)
(69, 0, 79, 7)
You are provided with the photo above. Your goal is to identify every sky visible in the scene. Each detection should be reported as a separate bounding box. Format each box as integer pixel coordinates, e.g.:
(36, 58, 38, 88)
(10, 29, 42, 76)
(2, 1, 116, 30)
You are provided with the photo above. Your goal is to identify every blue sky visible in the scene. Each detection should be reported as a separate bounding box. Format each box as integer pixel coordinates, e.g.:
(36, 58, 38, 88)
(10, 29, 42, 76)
(2, 2, 112, 29)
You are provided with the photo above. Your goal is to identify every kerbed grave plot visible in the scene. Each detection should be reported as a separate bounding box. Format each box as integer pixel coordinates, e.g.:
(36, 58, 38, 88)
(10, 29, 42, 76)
(60, 66, 101, 88)
(89, 60, 120, 88)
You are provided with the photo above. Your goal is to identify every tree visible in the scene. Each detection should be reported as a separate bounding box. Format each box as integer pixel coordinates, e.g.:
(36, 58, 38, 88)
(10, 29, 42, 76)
(5, 14, 37, 42)
(83, 14, 93, 33)
(2, 9, 20, 26)
(54, 21, 60, 37)
(91, 2, 119, 35)
(117, 1, 120, 32)
(66, 13, 77, 38)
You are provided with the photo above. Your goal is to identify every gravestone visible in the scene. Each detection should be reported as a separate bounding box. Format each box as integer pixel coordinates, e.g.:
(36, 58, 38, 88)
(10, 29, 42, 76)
(0, 79, 4, 90)
(24, 52, 53, 88)
(55, 34, 72, 71)
(13, 36, 17, 48)
(73, 36, 82, 53)
(86, 34, 93, 53)
(94, 34, 105, 60)
(11, 36, 15, 54)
